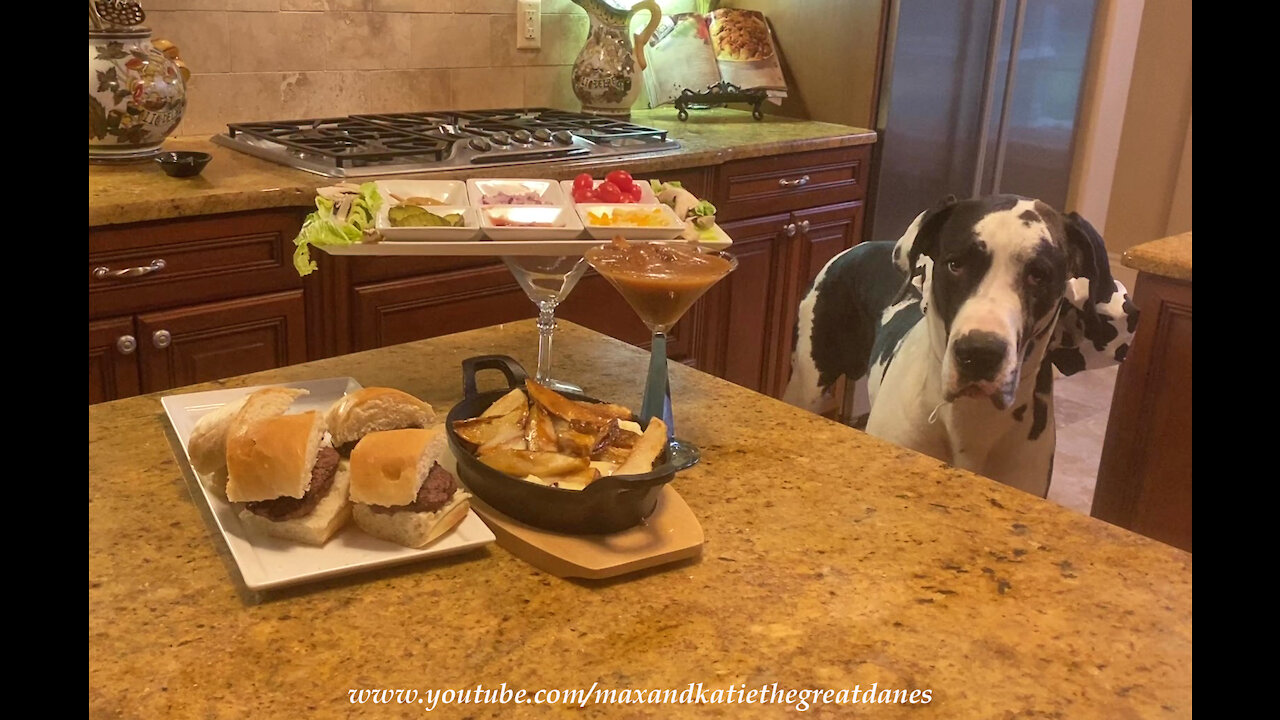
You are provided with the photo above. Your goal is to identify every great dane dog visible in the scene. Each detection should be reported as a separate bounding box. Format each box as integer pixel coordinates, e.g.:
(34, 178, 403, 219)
(783, 195, 1138, 496)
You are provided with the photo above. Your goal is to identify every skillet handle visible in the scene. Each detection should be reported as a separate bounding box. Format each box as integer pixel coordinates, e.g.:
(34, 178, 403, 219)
(461, 355, 529, 400)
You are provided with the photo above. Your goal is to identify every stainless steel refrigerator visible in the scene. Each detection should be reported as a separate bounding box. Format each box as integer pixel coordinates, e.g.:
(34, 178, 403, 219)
(866, 0, 1099, 243)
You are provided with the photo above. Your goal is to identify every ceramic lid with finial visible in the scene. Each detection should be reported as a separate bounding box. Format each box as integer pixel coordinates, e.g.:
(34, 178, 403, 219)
(89, 0, 150, 36)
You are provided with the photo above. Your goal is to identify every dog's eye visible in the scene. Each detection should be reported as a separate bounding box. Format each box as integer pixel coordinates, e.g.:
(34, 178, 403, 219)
(946, 258, 964, 274)
(1026, 266, 1048, 285)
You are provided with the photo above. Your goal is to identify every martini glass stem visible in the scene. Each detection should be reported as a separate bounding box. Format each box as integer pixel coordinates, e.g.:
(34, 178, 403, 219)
(535, 301, 557, 384)
(641, 331, 675, 439)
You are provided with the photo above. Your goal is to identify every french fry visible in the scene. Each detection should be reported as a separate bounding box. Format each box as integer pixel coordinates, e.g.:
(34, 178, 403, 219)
(479, 450, 589, 478)
(525, 379, 631, 424)
(481, 388, 527, 418)
(524, 402, 558, 452)
(453, 405, 527, 446)
(614, 418, 667, 476)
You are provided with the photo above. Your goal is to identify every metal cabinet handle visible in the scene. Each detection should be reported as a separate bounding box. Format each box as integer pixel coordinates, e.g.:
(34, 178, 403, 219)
(152, 330, 172, 349)
(116, 335, 137, 355)
(798, 220, 811, 233)
(777, 175, 810, 188)
(783, 223, 798, 237)
(93, 259, 166, 280)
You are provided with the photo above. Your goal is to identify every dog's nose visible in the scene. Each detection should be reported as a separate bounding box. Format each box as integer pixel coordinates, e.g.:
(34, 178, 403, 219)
(953, 332, 1008, 379)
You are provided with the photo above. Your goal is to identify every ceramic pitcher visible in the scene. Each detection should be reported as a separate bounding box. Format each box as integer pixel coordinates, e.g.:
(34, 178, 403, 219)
(570, 0, 662, 117)
(89, 18, 189, 163)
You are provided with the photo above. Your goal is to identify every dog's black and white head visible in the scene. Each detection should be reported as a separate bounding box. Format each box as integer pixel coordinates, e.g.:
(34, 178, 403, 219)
(898, 194, 1113, 410)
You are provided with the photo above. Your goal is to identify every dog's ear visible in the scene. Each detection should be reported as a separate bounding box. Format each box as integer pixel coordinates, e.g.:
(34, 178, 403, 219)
(892, 195, 958, 304)
(1063, 211, 1116, 307)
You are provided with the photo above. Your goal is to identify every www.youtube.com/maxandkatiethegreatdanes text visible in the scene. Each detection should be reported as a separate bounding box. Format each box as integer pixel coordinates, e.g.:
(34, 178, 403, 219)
(347, 682, 934, 712)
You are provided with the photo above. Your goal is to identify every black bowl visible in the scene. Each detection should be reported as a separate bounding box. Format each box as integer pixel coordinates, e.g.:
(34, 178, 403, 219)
(446, 355, 677, 535)
(155, 151, 212, 177)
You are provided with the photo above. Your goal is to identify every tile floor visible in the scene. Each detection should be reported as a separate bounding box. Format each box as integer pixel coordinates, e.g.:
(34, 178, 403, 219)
(1047, 364, 1118, 514)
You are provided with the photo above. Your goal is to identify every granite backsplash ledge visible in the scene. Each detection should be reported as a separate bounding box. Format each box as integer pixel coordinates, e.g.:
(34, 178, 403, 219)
(143, 0, 702, 136)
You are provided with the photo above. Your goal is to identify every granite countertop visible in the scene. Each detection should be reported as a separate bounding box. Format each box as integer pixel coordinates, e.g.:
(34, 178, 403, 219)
(88, 321, 1192, 719)
(1123, 232, 1192, 281)
(88, 109, 876, 227)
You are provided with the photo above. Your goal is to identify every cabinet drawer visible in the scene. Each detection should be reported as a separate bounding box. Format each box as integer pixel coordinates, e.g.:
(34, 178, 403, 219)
(89, 209, 306, 319)
(715, 146, 869, 222)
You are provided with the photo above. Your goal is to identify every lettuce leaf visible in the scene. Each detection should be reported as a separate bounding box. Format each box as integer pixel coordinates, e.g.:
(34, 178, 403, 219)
(291, 183, 381, 277)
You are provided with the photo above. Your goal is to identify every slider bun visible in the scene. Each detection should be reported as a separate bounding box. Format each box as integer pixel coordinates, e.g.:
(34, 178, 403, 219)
(238, 461, 352, 546)
(352, 492, 470, 548)
(225, 411, 325, 503)
(348, 427, 447, 508)
(326, 387, 436, 447)
(188, 387, 307, 498)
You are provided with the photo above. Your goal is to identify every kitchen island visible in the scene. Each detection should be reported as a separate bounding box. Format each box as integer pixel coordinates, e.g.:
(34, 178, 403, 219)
(88, 321, 1192, 719)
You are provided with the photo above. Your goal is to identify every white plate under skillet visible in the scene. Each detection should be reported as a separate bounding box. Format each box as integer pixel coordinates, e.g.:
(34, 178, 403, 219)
(375, 179, 467, 206)
(479, 204, 586, 241)
(160, 378, 496, 592)
(467, 178, 566, 208)
(577, 203, 686, 240)
(558, 179, 659, 205)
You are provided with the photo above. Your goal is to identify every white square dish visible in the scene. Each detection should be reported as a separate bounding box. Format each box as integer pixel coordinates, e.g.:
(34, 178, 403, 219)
(160, 378, 496, 592)
(559, 178, 658, 205)
(479, 204, 586, 241)
(576, 203, 687, 240)
(467, 178, 566, 207)
(375, 205, 482, 241)
(374, 179, 467, 206)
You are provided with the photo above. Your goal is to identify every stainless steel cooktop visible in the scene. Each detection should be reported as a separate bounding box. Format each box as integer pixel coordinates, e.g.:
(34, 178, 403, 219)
(210, 108, 682, 178)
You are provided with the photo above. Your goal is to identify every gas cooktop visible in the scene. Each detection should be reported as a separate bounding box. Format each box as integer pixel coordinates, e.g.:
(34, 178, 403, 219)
(210, 108, 681, 178)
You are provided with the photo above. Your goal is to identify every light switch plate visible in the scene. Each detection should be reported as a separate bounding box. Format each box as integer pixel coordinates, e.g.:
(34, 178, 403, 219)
(517, 0, 541, 49)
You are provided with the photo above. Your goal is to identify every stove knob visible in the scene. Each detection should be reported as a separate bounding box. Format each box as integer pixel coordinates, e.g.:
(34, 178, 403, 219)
(512, 129, 533, 144)
(532, 128, 552, 143)
(491, 131, 511, 145)
(468, 137, 492, 152)
(551, 130, 575, 145)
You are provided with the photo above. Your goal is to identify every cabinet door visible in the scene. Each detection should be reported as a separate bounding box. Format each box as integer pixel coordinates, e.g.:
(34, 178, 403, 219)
(771, 201, 865, 399)
(698, 213, 792, 392)
(136, 291, 308, 393)
(89, 316, 141, 404)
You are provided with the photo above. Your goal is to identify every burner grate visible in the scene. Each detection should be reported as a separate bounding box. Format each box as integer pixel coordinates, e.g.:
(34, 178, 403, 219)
(227, 117, 451, 166)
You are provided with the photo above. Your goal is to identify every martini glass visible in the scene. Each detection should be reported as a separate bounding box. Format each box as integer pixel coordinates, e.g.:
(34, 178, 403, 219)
(502, 255, 590, 394)
(585, 242, 737, 470)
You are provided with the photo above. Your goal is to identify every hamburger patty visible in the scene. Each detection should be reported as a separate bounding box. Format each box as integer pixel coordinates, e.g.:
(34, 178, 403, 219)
(246, 445, 340, 521)
(371, 463, 457, 515)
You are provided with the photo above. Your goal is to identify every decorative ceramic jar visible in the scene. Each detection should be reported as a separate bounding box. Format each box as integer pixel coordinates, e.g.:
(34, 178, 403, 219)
(569, 0, 662, 117)
(89, 20, 189, 163)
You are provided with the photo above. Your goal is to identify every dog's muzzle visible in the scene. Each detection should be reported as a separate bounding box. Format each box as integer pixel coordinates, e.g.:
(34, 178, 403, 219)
(948, 331, 1017, 409)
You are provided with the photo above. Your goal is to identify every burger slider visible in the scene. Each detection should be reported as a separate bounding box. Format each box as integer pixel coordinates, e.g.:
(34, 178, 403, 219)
(225, 411, 351, 545)
(186, 387, 307, 498)
(348, 428, 470, 548)
(325, 387, 437, 457)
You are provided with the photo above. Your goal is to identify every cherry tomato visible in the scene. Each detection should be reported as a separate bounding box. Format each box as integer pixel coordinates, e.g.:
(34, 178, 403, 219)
(573, 173, 594, 191)
(625, 184, 644, 203)
(596, 180, 624, 203)
(572, 187, 596, 203)
(606, 170, 634, 192)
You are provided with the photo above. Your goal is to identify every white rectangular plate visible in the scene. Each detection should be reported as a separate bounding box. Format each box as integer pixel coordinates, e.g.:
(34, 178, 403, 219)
(559, 179, 659, 205)
(375, 205, 483, 242)
(467, 178, 566, 207)
(577, 203, 686, 240)
(160, 378, 496, 592)
(479, 204, 586, 241)
(322, 239, 610, 256)
(375, 179, 467, 206)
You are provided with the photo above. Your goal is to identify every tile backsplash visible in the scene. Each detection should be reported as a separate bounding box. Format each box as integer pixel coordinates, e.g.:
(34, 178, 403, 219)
(148, 0, 698, 135)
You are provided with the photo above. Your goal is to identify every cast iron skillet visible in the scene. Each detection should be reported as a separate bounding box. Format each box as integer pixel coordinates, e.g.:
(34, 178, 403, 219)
(446, 355, 677, 535)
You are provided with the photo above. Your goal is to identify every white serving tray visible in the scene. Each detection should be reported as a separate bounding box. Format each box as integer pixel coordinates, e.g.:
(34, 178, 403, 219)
(376, 179, 467, 206)
(467, 178, 566, 207)
(160, 377, 496, 591)
(375, 205, 483, 242)
(559, 179, 658, 205)
(577, 203, 686, 240)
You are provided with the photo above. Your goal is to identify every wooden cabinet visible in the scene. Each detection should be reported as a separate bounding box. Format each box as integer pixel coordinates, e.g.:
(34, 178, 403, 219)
(88, 145, 874, 404)
(1092, 272, 1192, 551)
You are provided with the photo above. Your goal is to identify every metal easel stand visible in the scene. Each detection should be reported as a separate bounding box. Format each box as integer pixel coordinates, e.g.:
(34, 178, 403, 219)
(673, 81, 769, 121)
